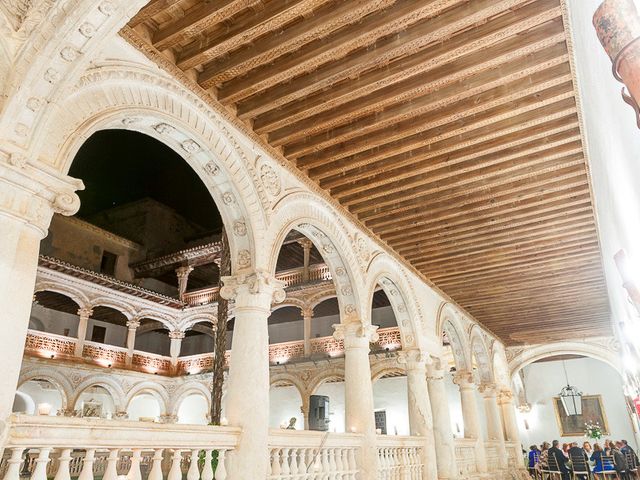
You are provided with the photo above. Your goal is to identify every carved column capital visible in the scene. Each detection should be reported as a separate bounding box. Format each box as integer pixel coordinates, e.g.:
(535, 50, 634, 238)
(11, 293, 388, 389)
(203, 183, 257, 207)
(478, 383, 498, 397)
(77, 307, 93, 319)
(452, 370, 476, 389)
(297, 238, 314, 250)
(497, 389, 515, 404)
(126, 319, 140, 330)
(220, 270, 286, 304)
(301, 306, 314, 319)
(426, 363, 446, 381)
(0, 158, 83, 237)
(397, 349, 428, 371)
(332, 321, 378, 349)
(159, 414, 178, 424)
(175, 265, 194, 279)
(168, 330, 185, 340)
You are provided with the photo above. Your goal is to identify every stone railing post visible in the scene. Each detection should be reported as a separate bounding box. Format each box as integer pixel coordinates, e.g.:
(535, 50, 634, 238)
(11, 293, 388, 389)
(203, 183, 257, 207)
(333, 320, 379, 479)
(480, 383, 508, 471)
(298, 238, 313, 282)
(125, 319, 140, 366)
(75, 307, 93, 357)
(220, 270, 285, 479)
(0, 158, 82, 441)
(426, 362, 457, 479)
(168, 330, 185, 368)
(398, 350, 438, 480)
(302, 307, 313, 356)
(453, 370, 488, 475)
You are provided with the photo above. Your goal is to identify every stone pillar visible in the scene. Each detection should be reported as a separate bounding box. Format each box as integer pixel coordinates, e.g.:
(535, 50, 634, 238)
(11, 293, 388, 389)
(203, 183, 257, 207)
(498, 389, 525, 471)
(298, 238, 313, 282)
(480, 383, 508, 471)
(594, 0, 640, 127)
(176, 265, 193, 301)
(301, 396, 310, 431)
(220, 271, 285, 479)
(426, 363, 457, 479)
(398, 350, 438, 480)
(75, 307, 93, 357)
(0, 159, 82, 441)
(168, 330, 185, 367)
(302, 306, 313, 356)
(125, 319, 140, 366)
(333, 321, 379, 479)
(453, 371, 488, 474)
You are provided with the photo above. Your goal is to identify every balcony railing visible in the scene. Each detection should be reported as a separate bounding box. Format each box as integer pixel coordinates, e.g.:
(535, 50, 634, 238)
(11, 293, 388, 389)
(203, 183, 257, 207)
(182, 264, 332, 306)
(454, 437, 478, 477)
(24, 326, 402, 376)
(376, 434, 425, 479)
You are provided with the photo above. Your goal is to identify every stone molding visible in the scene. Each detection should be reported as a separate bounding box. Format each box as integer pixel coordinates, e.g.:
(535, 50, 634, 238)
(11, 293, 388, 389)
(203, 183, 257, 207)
(220, 270, 286, 305)
(333, 321, 379, 349)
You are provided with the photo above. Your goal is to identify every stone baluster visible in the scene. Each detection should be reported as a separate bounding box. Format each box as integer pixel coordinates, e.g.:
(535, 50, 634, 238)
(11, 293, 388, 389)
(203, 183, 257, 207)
(127, 449, 142, 480)
(333, 321, 379, 478)
(125, 319, 140, 366)
(0, 163, 81, 432)
(302, 307, 314, 357)
(347, 448, 357, 480)
(148, 449, 163, 480)
(201, 450, 213, 480)
(328, 448, 338, 477)
(291, 448, 301, 477)
(334, 447, 344, 476)
(281, 448, 291, 476)
(103, 449, 119, 480)
(220, 271, 285, 478)
(426, 362, 457, 479)
(78, 449, 95, 480)
(2, 448, 24, 480)
(480, 383, 509, 470)
(398, 350, 438, 480)
(214, 449, 228, 480)
(186, 449, 200, 480)
(270, 448, 281, 477)
(30, 449, 50, 480)
(167, 450, 182, 480)
(75, 307, 93, 357)
(453, 371, 488, 474)
(176, 265, 194, 301)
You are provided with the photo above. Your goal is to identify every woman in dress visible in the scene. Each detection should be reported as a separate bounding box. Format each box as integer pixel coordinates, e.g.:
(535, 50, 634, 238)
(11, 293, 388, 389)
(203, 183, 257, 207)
(583, 441, 593, 457)
(592, 443, 615, 477)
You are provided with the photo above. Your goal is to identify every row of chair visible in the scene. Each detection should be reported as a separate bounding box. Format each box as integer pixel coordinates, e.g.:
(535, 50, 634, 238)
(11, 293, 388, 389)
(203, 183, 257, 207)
(528, 452, 639, 479)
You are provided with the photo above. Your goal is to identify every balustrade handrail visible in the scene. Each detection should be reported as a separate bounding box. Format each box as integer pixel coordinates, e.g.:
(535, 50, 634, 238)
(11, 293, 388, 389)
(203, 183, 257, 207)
(84, 340, 128, 353)
(375, 435, 425, 447)
(268, 429, 363, 448)
(454, 437, 477, 447)
(5, 414, 241, 449)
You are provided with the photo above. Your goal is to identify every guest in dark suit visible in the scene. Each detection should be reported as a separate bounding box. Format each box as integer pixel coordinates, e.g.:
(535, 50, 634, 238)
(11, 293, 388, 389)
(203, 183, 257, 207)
(568, 442, 589, 480)
(549, 440, 570, 480)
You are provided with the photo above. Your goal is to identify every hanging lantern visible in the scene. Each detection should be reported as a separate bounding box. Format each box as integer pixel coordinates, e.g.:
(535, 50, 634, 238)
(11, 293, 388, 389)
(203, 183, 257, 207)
(559, 384, 583, 416)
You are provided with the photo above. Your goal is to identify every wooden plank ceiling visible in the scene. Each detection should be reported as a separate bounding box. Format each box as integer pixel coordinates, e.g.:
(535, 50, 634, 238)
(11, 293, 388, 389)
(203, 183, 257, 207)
(125, 0, 611, 345)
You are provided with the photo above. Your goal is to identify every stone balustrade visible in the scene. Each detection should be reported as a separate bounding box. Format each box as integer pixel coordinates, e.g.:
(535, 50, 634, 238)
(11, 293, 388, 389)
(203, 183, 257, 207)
(0, 415, 240, 480)
(454, 437, 479, 477)
(268, 429, 361, 479)
(376, 435, 425, 480)
(24, 327, 403, 376)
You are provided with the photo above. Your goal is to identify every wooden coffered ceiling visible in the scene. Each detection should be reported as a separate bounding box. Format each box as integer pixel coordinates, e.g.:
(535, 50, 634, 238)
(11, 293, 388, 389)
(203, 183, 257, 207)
(124, 0, 611, 345)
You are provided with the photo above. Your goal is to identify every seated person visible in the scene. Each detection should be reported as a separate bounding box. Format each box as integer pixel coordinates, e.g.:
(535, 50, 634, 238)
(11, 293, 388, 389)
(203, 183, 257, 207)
(591, 443, 615, 473)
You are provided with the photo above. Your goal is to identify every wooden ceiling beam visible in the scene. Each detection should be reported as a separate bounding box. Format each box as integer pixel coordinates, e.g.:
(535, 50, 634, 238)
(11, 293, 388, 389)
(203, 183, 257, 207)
(153, 0, 261, 51)
(217, 0, 523, 103)
(468, 301, 609, 320)
(176, 0, 327, 70)
(129, 0, 182, 28)
(285, 26, 567, 155)
(248, 0, 562, 129)
(199, 0, 408, 89)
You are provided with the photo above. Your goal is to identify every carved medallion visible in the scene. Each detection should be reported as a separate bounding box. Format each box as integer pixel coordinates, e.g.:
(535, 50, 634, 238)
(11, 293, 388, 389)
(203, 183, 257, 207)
(237, 250, 251, 268)
(260, 164, 281, 197)
(181, 140, 200, 153)
(233, 220, 247, 237)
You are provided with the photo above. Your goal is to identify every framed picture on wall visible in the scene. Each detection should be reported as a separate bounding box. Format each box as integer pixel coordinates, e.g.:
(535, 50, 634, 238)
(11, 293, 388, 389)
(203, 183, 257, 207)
(553, 394, 609, 437)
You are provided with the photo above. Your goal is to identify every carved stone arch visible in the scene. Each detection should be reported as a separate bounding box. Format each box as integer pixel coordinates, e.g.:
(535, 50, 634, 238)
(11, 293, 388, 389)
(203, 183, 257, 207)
(308, 366, 346, 395)
(491, 344, 511, 389)
(134, 310, 178, 331)
(33, 282, 90, 310)
(371, 361, 406, 383)
(469, 325, 494, 384)
(308, 288, 338, 311)
(270, 372, 308, 399)
(88, 297, 136, 320)
(272, 298, 306, 313)
(136, 320, 168, 335)
(70, 376, 126, 411)
(366, 255, 422, 351)
(36, 64, 268, 274)
(178, 311, 218, 332)
(438, 302, 471, 372)
(124, 381, 170, 414)
(507, 338, 623, 380)
(169, 382, 212, 416)
(17, 369, 73, 410)
(266, 194, 365, 323)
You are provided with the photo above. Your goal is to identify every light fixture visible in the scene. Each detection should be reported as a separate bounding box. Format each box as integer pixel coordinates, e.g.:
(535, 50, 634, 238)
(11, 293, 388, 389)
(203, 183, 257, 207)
(559, 360, 582, 416)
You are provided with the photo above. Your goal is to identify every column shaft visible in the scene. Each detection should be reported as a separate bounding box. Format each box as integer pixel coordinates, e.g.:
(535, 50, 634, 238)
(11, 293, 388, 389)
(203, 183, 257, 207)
(454, 372, 487, 474)
(427, 365, 457, 479)
(75, 308, 92, 357)
(125, 320, 139, 366)
(481, 385, 508, 471)
(302, 308, 313, 356)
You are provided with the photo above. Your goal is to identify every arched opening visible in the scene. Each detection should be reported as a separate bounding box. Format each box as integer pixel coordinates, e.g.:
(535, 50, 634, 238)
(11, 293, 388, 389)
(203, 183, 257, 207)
(269, 380, 304, 430)
(127, 392, 162, 422)
(312, 298, 341, 342)
(441, 317, 468, 438)
(313, 376, 346, 433)
(31, 291, 81, 337)
(87, 306, 129, 347)
(370, 288, 401, 353)
(74, 385, 116, 419)
(16, 379, 64, 416)
(134, 319, 170, 356)
(177, 392, 209, 425)
(372, 371, 410, 436)
(181, 321, 215, 356)
(268, 306, 304, 346)
(12, 391, 36, 415)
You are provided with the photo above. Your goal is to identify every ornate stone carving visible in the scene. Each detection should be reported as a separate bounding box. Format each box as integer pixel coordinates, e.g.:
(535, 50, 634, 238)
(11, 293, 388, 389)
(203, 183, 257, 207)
(220, 271, 286, 304)
(98, 1, 115, 15)
(222, 192, 235, 205)
(153, 123, 175, 135)
(8, 153, 27, 168)
(233, 220, 247, 236)
(237, 249, 251, 268)
(169, 330, 185, 340)
(181, 139, 200, 153)
(204, 162, 219, 175)
(354, 234, 370, 263)
(26, 97, 42, 111)
(52, 190, 81, 216)
(333, 321, 379, 345)
(335, 267, 346, 277)
(322, 243, 334, 254)
(60, 47, 79, 62)
(44, 68, 60, 84)
(259, 163, 281, 196)
(79, 22, 96, 37)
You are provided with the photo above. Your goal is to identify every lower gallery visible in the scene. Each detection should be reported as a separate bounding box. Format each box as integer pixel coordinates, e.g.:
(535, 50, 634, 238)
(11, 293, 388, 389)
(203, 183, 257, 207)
(1, 0, 640, 478)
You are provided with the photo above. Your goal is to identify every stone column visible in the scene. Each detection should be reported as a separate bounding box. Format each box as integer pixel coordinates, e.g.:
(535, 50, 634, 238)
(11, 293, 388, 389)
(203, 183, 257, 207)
(75, 307, 93, 357)
(298, 238, 313, 282)
(125, 319, 140, 366)
(333, 321, 379, 479)
(453, 371, 488, 474)
(497, 389, 524, 471)
(0, 159, 82, 441)
(168, 330, 185, 368)
(398, 350, 438, 480)
(176, 265, 194, 301)
(302, 306, 313, 356)
(301, 396, 310, 430)
(480, 383, 508, 471)
(220, 271, 285, 479)
(426, 362, 457, 479)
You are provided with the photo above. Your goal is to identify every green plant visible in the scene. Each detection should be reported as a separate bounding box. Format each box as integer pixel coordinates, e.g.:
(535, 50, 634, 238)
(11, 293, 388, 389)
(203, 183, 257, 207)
(197, 450, 219, 476)
(584, 421, 603, 440)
